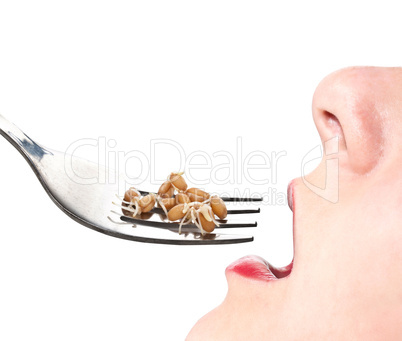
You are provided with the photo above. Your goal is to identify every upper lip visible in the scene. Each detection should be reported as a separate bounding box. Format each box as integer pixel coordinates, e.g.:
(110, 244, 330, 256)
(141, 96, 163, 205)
(287, 180, 294, 212)
(226, 180, 296, 281)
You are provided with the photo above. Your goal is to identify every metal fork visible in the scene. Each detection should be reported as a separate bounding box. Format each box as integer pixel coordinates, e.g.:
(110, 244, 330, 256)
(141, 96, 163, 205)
(0, 114, 260, 245)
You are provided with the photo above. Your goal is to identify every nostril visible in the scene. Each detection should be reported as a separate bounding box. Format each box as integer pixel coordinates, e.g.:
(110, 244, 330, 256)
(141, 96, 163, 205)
(323, 111, 343, 138)
(320, 110, 347, 150)
(323, 110, 338, 126)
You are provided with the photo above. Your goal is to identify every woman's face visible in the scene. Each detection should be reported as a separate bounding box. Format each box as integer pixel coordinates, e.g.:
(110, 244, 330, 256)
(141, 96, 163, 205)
(187, 67, 402, 340)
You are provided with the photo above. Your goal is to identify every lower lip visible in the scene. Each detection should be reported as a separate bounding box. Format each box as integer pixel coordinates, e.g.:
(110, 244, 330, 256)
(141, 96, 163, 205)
(226, 255, 292, 282)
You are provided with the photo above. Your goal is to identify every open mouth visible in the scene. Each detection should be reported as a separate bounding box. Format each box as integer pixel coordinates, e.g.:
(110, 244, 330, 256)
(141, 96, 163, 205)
(225, 180, 296, 281)
(225, 255, 293, 281)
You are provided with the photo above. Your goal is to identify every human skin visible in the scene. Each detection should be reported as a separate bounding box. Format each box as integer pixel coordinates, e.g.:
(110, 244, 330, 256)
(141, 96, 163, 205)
(187, 67, 402, 340)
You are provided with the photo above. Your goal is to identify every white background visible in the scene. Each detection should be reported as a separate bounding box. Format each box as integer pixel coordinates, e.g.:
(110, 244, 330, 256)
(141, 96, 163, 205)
(0, 1, 401, 340)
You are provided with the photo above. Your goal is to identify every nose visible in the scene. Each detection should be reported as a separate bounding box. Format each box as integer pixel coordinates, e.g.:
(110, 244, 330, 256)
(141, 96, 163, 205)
(311, 66, 398, 175)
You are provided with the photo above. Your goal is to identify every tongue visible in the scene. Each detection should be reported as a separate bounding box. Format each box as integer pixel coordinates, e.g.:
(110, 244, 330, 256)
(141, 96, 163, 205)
(268, 260, 293, 279)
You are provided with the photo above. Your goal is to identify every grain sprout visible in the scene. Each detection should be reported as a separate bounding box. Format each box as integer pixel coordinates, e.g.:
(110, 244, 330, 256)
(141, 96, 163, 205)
(120, 172, 228, 234)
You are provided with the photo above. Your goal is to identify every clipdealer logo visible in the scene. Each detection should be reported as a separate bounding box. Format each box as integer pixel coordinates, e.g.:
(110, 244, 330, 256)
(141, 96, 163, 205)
(63, 136, 288, 203)
(63, 136, 339, 204)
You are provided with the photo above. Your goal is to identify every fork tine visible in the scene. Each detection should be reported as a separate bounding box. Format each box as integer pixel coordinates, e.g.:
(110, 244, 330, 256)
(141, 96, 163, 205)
(117, 213, 257, 229)
(147, 206, 260, 216)
(215, 220, 258, 228)
(137, 190, 263, 202)
(108, 214, 255, 245)
(227, 208, 260, 214)
(221, 197, 263, 202)
(109, 212, 254, 245)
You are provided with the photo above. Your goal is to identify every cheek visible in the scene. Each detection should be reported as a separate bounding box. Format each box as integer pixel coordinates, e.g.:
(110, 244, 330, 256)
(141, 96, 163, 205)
(343, 99, 386, 174)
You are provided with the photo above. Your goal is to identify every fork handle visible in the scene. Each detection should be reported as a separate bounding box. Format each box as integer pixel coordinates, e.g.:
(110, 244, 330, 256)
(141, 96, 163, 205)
(0, 113, 51, 163)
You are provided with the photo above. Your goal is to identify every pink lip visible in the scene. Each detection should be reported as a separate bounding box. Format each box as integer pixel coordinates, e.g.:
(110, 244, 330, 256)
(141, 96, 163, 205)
(287, 180, 294, 212)
(226, 255, 293, 282)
